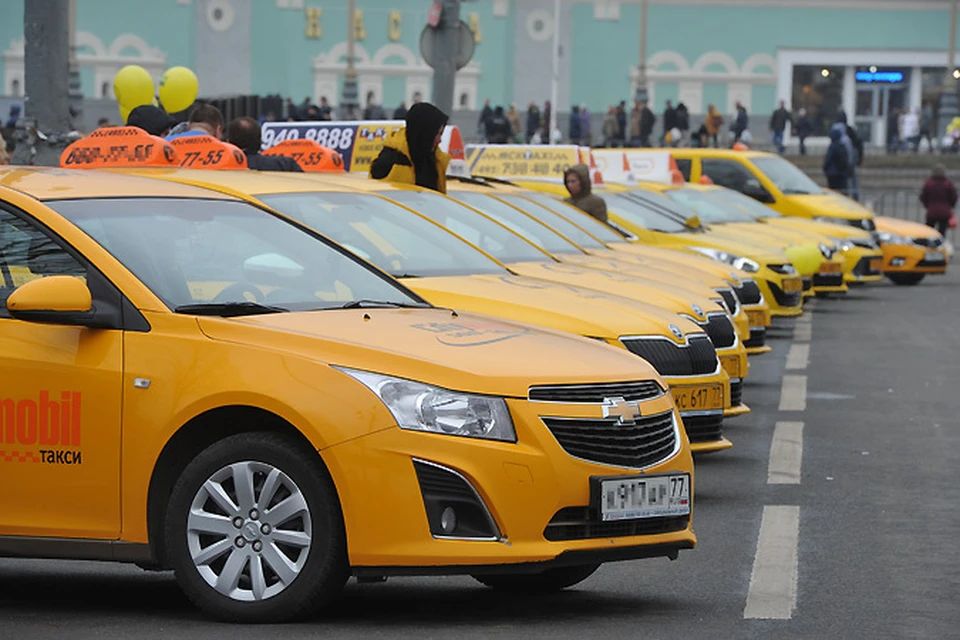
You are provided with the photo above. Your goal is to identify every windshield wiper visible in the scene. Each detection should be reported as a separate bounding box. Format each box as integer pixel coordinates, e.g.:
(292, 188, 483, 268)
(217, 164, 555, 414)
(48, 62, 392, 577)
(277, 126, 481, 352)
(174, 301, 288, 317)
(781, 188, 816, 195)
(339, 299, 429, 309)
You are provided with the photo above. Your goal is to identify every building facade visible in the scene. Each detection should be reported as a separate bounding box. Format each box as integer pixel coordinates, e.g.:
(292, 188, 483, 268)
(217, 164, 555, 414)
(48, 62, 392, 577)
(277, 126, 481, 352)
(1, 0, 958, 145)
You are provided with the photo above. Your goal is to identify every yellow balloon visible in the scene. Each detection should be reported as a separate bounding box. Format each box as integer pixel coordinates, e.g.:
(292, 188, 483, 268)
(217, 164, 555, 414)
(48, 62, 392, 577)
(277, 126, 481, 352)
(113, 65, 155, 109)
(158, 66, 199, 114)
(120, 103, 133, 124)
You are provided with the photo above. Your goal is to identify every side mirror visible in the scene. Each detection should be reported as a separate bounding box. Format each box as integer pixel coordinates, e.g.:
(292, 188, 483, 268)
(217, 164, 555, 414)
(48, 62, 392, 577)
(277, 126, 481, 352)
(684, 215, 703, 230)
(743, 183, 775, 204)
(7, 276, 94, 325)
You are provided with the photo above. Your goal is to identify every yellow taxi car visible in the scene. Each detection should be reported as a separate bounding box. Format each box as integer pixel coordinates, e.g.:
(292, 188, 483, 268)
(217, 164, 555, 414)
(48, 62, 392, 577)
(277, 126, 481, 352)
(657, 184, 850, 296)
(545, 183, 807, 318)
(0, 166, 698, 622)
(490, 188, 774, 355)
(134, 168, 736, 452)
(874, 216, 949, 285)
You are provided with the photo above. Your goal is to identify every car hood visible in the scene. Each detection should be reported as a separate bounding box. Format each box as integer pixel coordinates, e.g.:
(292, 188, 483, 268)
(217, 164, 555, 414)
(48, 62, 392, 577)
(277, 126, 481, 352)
(401, 273, 704, 342)
(875, 216, 942, 239)
(197, 307, 663, 397)
(764, 217, 874, 240)
(506, 260, 725, 321)
(783, 193, 875, 222)
(564, 250, 728, 289)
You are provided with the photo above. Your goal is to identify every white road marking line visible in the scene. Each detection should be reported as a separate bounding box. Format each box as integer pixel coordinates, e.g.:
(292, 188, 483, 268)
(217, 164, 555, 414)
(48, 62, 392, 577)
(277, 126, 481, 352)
(779, 375, 807, 411)
(795, 311, 813, 323)
(744, 505, 800, 619)
(793, 322, 812, 342)
(768, 422, 804, 484)
(785, 343, 810, 370)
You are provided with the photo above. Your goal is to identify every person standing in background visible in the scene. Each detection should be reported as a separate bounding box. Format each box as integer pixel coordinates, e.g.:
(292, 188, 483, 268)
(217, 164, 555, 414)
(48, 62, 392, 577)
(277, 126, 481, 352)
(731, 102, 748, 145)
(569, 105, 582, 145)
(661, 100, 677, 147)
(616, 101, 627, 145)
(603, 106, 619, 147)
(478, 98, 493, 142)
(507, 104, 521, 142)
(542, 101, 553, 143)
(823, 126, 850, 193)
(920, 164, 957, 235)
(705, 104, 723, 148)
(526, 101, 541, 143)
(639, 101, 656, 147)
(675, 102, 690, 146)
(485, 106, 512, 144)
(769, 100, 792, 154)
(393, 102, 408, 120)
(887, 108, 901, 154)
(564, 164, 607, 222)
(578, 105, 592, 146)
(902, 107, 921, 152)
(920, 102, 935, 153)
(795, 108, 812, 155)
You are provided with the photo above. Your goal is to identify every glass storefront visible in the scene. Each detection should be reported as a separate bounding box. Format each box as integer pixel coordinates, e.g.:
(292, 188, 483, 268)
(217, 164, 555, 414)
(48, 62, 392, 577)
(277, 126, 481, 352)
(853, 66, 910, 146)
(791, 65, 845, 137)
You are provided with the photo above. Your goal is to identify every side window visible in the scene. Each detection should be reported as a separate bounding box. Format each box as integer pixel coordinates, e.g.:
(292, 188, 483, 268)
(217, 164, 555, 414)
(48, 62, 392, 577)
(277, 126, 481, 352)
(701, 159, 760, 193)
(0, 209, 87, 313)
(675, 158, 692, 181)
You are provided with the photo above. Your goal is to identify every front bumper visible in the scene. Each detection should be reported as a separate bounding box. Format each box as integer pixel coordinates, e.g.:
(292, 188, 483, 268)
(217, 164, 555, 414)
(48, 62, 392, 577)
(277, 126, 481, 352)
(759, 274, 805, 317)
(843, 252, 884, 283)
(323, 396, 696, 570)
(882, 243, 948, 275)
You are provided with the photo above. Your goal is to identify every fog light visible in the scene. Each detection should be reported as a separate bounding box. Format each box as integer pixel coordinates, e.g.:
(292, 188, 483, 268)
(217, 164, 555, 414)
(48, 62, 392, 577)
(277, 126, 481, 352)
(440, 506, 457, 534)
(891, 258, 906, 267)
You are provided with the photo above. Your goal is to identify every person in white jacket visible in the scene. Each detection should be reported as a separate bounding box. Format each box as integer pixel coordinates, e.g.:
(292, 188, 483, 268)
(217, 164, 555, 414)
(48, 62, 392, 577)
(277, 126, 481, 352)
(902, 107, 921, 153)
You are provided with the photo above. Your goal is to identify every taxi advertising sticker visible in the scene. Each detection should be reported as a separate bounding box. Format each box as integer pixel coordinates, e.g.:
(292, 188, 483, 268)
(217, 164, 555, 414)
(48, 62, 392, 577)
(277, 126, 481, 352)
(261, 120, 467, 175)
(60, 126, 179, 168)
(465, 144, 580, 180)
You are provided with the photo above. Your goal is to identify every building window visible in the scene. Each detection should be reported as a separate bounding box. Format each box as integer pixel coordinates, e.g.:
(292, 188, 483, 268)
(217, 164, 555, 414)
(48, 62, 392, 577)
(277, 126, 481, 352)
(791, 65, 844, 137)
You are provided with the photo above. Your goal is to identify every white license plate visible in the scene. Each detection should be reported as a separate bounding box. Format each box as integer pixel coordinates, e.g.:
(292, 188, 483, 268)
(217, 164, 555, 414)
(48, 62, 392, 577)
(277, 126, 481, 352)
(925, 251, 945, 262)
(597, 474, 691, 521)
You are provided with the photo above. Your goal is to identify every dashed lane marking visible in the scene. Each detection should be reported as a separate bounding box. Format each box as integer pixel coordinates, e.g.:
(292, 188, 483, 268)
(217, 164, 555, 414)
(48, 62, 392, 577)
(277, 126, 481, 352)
(768, 421, 804, 484)
(779, 375, 807, 411)
(744, 505, 801, 620)
(785, 343, 810, 370)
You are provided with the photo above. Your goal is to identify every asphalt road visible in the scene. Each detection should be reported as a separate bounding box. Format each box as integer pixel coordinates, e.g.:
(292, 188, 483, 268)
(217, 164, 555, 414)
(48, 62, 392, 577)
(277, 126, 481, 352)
(3, 272, 959, 639)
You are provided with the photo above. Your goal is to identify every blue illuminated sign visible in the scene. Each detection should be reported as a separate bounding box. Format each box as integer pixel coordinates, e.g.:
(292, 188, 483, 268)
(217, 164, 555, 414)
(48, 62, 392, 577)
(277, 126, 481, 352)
(855, 70, 904, 83)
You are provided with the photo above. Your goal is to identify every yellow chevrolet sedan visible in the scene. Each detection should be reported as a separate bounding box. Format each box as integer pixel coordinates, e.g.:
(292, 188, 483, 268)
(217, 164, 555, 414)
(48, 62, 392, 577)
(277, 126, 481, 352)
(0, 166, 696, 622)
(133, 168, 736, 452)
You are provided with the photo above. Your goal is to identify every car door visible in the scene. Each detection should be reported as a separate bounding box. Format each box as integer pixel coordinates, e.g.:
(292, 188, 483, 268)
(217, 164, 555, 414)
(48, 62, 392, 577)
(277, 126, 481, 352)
(0, 206, 123, 539)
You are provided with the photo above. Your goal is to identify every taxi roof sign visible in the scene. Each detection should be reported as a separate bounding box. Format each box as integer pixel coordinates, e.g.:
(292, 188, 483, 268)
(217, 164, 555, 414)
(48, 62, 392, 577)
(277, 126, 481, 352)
(591, 149, 684, 185)
(465, 144, 583, 182)
(60, 126, 180, 169)
(169, 134, 247, 170)
(262, 138, 346, 172)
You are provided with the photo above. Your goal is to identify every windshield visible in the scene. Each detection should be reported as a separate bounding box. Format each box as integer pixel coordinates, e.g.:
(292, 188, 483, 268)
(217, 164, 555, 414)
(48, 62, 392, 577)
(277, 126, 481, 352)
(706, 188, 784, 220)
(259, 192, 508, 278)
(450, 191, 585, 255)
(50, 198, 424, 312)
(605, 192, 690, 233)
(521, 192, 629, 244)
(664, 189, 756, 224)
(496, 194, 607, 250)
(751, 156, 823, 195)
(382, 189, 552, 264)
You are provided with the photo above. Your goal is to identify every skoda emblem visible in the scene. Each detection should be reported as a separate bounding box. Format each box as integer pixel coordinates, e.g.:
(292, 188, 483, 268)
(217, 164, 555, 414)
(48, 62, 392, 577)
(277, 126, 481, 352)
(668, 323, 683, 339)
(601, 397, 642, 425)
(691, 303, 703, 316)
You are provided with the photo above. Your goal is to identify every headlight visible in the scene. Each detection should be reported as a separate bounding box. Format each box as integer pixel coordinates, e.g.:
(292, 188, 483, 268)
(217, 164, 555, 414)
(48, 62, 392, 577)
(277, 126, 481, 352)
(850, 236, 880, 249)
(818, 242, 836, 259)
(877, 231, 908, 245)
(338, 368, 517, 442)
(768, 263, 797, 275)
(814, 216, 846, 226)
(689, 246, 760, 273)
(830, 237, 855, 251)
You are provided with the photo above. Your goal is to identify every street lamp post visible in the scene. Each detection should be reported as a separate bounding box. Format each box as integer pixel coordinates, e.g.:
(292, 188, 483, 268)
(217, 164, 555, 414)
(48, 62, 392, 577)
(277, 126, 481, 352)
(634, 0, 649, 104)
(341, 0, 359, 120)
(940, 0, 959, 145)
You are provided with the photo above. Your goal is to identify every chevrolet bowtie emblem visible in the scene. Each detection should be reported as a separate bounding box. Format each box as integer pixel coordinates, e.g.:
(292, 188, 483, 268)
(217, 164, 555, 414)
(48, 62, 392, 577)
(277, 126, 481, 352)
(601, 396, 642, 425)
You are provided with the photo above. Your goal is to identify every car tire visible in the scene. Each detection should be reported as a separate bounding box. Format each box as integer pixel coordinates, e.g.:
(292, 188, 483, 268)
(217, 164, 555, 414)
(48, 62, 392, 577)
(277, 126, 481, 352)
(472, 564, 600, 592)
(164, 432, 348, 623)
(887, 273, 925, 286)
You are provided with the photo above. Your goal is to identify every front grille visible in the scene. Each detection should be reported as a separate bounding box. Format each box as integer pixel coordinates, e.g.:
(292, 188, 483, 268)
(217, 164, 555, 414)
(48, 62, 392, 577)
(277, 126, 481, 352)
(543, 507, 688, 541)
(802, 277, 813, 291)
(682, 413, 724, 443)
(542, 410, 677, 469)
(768, 282, 803, 307)
(768, 263, 796, 275)
(813, 272, 844, 287)
(734, 280, 763, 305)
(917, 258, 947, 268)
(744, 327, 766, 348)
(529, 381, 663, 404)
(730, 378, 743, 407)
(716, 288, 739, 315)
(699, 313, 736, 349)
(852, 256, 882, 277)
(913, 236, 944, 248)
(621, 335, 719, 376)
